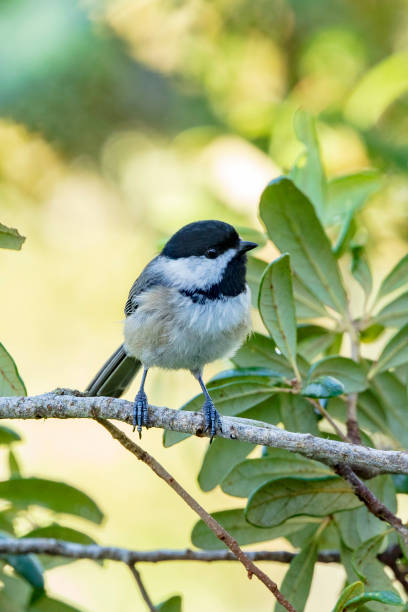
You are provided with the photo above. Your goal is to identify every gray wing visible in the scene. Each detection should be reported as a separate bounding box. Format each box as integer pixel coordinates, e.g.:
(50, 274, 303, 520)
(124, 256, 167, 316)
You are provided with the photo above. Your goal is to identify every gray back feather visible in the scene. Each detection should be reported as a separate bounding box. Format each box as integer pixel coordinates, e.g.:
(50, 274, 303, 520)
(124, 256, 168, 316)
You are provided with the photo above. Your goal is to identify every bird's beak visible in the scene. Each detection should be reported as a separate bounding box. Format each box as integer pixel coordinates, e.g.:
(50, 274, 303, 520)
(238, 240, 258, 254)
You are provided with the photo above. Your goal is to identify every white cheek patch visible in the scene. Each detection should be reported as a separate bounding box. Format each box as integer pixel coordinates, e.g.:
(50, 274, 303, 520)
(154, 248, 237, 290)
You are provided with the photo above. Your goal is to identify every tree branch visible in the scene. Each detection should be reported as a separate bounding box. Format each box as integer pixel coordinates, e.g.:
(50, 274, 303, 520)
(0, 538, 340, 564)
(96, 418, 297, 612)
(128, 564, 156, 612)
(1, 393, 408, 475)
(334, 464, 408, 547)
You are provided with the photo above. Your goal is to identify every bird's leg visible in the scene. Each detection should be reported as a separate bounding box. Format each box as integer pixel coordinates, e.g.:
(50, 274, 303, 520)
(192, 371, 222, 443)
(133, 367, 149, 438)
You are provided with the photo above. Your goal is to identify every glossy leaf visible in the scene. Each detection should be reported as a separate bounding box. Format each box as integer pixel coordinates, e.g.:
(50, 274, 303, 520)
(370, 323, 408, 377)
(378, 253, 408, 300)
(232, 333, 294, 378)
(156, 596, 182, 612)
(163, 379, 276, 447)
(274, 539, 318, 612)
(374, 291, 408, 328)
(222, 450, 331, 498)
(302, 375, 344, 398)
(332, 581, 364, 612)
(191, 509, 316, 550)
(258, 254, 298, 374)
(260, 177, 347, 314)
(280, 394, 320, 434)
(0, 478, 103, 524)
(307, 356, 367, 394)
(0, 344, 26, 397)
(246, 476, 360, 528)
(0, 223, 25, 251)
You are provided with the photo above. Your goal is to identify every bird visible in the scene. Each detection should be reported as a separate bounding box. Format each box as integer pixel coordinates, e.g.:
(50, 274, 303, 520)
(86, 220, 257, 441)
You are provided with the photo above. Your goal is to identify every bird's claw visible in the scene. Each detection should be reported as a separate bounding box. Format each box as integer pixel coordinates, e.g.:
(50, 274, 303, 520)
(202, 399, 222, 443)
(133, 390, 149, 438)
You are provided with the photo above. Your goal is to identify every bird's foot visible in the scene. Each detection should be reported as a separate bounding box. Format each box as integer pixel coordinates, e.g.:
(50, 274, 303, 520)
(202, 399, 222, 443)
(133, 390, 149, 438)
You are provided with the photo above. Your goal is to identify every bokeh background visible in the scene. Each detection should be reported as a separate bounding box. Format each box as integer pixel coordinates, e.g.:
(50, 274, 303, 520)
(1, 1, 408, 610)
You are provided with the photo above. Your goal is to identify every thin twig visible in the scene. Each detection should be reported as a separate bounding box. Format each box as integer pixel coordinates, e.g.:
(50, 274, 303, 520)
(378, 544, 408, 595)
(307, 398, 350, 442)
(1, 394, 408, 475)
(334, 463, 408, 547)
(96, 418, 297, 612)
(0, 538, 341, 564)
(128, 564, 156, 612)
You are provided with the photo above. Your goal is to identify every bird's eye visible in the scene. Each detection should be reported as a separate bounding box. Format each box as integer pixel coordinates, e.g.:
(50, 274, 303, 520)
(205, 248, 218, 259)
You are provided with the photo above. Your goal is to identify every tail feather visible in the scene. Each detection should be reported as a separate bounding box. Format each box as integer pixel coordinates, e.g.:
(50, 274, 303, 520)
(86, 344, 141, 398)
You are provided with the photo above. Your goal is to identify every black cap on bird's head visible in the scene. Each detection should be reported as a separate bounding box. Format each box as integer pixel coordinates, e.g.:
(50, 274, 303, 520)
(162, 220, 257, 260)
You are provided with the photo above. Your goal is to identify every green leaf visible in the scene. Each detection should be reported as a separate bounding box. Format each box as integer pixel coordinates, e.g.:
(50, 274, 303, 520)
(374, 291, 408, 328)
(198, 439, 254, 492)
(351, 246, 372, 297)
(221, 450, 331, 498)
(23, 524, 97, 545)
(352, 532, 387, 581)
(274, 538, 318, 612)
(332, 581, 364, 612)
(0, 478, 103, 524)
(290, 109, 326, 220)
(327, 171, 382, 225)
(208, 368, 282, 388)
(345, 51, 408, 128)
(292, 273, 329, 319)
(0, 572, 32, 610)
(23, 524, 98, 570)
(332, 209, 357, 257)
(232, 333, 294, 378)
(156, 595, 182, 612)
(246, 476, 360, 528)
(163, 380, 276, 447)
(280, 395, 320, 434)
(392, 474, 408, 494)
(307, 356, 368, 394)
(345, 591, 403, 610)
(360, 323, 385, 343)
(371, 372, 408, 448)
(370, 323, 408, 377)
(260, 177, 347, 314)
(0, 223, 25, 251)
(302, 375, 344, 398)
(0, 534, 44, 591)
(191, 509, 316, 550)
(297, 325, 341, 361)
(28, 595, 81, 612)
(336, 477, 397, 549)
(0, 427, 21, 446)
(0, 344, 26, 397)
(258, 254, 298, 375)
(8, 450, 21, 479)
(378, 253, 408, 300)
(246, 256, 267, 307)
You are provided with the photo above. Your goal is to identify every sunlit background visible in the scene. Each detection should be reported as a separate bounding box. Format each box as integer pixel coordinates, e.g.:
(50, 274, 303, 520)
(1, 0, 408, 610)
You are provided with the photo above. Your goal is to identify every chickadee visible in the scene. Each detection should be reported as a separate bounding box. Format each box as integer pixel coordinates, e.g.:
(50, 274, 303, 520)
(86, 220, 257, 440)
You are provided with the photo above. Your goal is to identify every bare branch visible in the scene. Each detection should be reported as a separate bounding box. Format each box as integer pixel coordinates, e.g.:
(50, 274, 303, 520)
(128, 564, 156, 612)
(0, 538, 340, 564)
(334, 464, 408, 547)
(96, 418, 297, 612)
(1, 394, 408, 475)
